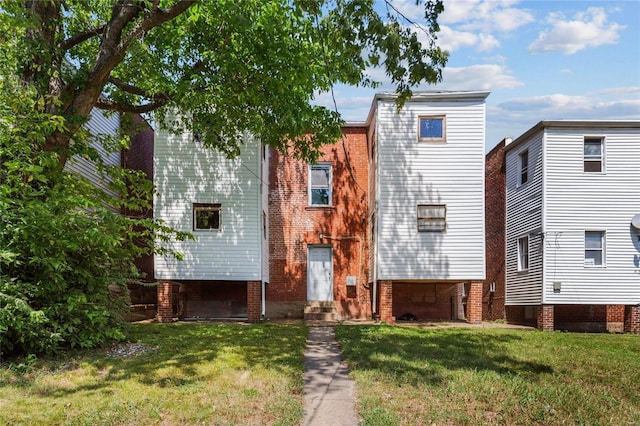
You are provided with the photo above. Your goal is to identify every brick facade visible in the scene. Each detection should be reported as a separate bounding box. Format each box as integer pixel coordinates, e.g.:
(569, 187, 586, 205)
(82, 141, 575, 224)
(378, 281, 394, 324)
(625, 305, 640, 334)
(268, 127, 371, 319)
(537, 305, 554, 331)
(484, 140, 506, 321)
(247, 281, 262, 322)
(392, 283, 459, 320)
(467, 281, 483, 324)
(157, 281, 174, 323)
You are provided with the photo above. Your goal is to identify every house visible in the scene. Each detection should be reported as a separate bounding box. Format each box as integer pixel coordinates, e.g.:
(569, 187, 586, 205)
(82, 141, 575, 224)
(66, 108, 156, 319)
(153, 91, 489, 324)
(498, 120, 640, 332)
(368, 91, 489, 324)
(268, 124, 371, 320)
(154, 122, 268, 322)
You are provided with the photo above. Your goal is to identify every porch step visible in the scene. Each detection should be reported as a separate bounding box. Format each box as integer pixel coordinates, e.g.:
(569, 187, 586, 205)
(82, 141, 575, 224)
(304, 301, 338, 321)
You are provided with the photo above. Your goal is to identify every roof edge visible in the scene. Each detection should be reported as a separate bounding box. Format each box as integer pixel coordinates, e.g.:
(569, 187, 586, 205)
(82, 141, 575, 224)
(506, 120, 640, 152)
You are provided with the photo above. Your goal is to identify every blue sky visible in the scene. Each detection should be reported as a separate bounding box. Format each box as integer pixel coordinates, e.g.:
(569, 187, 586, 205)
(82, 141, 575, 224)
(314, 0, 640, 152)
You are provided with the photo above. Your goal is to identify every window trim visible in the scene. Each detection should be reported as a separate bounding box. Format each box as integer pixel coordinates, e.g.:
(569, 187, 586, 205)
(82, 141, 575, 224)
(417, 204, 446, 232)
(193, 203, 222, 231)
(517, 235, 529, 271)
(583, 137, 604, 173)
(308, 163, 332, 207)
(518, 150, 529, 186)
(584, 230, 605, 267)
(417, 115, 446, 142)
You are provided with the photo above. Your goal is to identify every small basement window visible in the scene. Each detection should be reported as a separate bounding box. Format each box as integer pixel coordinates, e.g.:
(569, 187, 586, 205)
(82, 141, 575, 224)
(418, 116, 446, 142)
(193, 203, 221, 231)
(417, 204, 446, 232)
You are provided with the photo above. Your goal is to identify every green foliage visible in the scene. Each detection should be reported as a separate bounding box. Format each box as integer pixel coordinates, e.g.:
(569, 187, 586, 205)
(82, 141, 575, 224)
(0, 85, 190, 357)
(0, 0, 447, 356)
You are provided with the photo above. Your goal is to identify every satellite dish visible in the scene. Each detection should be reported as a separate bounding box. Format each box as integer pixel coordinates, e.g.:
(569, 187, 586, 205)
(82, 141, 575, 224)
(632, 214, 640, 229)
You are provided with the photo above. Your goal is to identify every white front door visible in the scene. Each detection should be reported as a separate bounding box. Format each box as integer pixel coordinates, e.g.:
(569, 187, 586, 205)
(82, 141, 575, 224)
(307, 246, 333, 301)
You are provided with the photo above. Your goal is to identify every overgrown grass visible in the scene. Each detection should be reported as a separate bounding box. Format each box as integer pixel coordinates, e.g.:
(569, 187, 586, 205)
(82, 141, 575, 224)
(0, 322, 307, 425)
(336, 325, 640, 425)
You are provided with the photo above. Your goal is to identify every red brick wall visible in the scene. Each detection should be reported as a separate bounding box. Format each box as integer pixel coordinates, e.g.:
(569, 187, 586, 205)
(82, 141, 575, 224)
(484, 140, 506, 321)
(624, 305, 640, 333)
(247, 281, 262, 322)
(467, 281, 483, 324)
(392, 282, 458, 320)
(537, 305, 554, 331)
(379, 280, 394, 324)
(268, 127, 371, 318)
(121, 113, 155, 282)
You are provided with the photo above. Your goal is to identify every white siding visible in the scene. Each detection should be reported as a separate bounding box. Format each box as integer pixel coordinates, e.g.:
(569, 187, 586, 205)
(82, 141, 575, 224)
(543, 127, 640, 304)
(154, 123, 263, 281)
(375, 96, 486, 281)
(65, 108, 120, 197)
(505, 133, 544, 305)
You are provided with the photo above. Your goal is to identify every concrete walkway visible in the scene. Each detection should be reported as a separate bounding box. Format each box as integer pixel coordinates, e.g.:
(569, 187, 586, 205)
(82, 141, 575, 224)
(303, 326, 359, 426)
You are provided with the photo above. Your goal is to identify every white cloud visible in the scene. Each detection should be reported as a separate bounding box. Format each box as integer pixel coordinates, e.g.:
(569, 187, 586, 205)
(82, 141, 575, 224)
(560, 69, 573, 74)
(435, 26, 500, 53)
(529, 7, 625, 54)
(495, 89, 640, 120)
(438, 64, 523, 91)
(440, 0, 534, 32)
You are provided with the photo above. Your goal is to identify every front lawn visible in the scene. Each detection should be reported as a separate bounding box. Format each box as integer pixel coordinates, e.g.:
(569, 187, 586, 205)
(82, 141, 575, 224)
(0, 322, 307, 425)
(336, 325, 640, 425)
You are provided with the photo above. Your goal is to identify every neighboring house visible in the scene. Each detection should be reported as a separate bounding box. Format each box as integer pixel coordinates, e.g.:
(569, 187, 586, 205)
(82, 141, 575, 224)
(498, 120, 640, 332)
(268, 124, 370, 320)
(65, 108, 121, 197)
(154, 121, 268, 322)
(368, 91, 489, 324)
(66, 108, 156, 318)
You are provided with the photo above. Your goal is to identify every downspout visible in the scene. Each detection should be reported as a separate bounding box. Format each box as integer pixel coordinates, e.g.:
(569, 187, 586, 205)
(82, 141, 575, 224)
(256, 137, 266, 318)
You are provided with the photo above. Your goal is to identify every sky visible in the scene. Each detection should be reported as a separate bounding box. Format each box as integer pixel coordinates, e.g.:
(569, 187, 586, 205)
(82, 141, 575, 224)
(314, 0, 640, 152)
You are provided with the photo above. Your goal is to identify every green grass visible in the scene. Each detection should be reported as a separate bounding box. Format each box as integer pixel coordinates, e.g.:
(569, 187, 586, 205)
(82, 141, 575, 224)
(0, 323, 307, 425)
(336, 325, 640, 425)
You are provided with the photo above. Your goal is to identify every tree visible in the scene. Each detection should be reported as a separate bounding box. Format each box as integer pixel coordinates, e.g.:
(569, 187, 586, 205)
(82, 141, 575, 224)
(4, 0, 447, 163)
(0, 0, 447, 355)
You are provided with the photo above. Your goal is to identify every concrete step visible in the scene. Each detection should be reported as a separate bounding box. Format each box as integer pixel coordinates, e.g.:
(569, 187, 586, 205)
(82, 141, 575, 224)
(304, 312, 337, 321)
(304, 301, 337, 315)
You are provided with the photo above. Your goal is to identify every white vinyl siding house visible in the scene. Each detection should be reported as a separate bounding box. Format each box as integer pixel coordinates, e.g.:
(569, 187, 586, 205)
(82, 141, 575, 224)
(505, 132, 544, 305)
(154, 119, 267, 282)
(505, 121, 640, 307)
(65, 108, 121, 197)
(372, 92, 488, 282)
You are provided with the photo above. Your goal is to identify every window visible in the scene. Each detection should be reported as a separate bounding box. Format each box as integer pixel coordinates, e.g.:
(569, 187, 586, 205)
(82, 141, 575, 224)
(309, 164, 332, 206)
(418, 116, 445, 142)
(584, 138, 603, 172)
(417, 204, 446, 232)
(517, 236, 529, 271)
(519, 150, 529, 185)
(193, 203, 221, 231)
(585, 231, 605, 266)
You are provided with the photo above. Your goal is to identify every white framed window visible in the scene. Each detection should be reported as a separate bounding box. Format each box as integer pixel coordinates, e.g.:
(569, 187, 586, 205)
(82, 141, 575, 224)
(417, 204, 446, 232)
(193, 203, 221, 231)
(309, 163, 332, 206)
(518, 150, 529, 186)
(418, 116, 446, 142)
(584, 137, 604, 173)
(517, 236, 529, 271)
(585, 231, 605, 266)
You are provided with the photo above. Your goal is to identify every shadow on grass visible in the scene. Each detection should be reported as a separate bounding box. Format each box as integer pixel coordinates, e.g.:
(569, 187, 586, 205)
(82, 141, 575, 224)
(335, 325, 553, 387)
(5, 322, 306, 398)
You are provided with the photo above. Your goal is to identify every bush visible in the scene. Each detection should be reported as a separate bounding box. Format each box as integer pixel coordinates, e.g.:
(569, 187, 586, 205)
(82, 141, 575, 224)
(0, 86, 189, 356)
